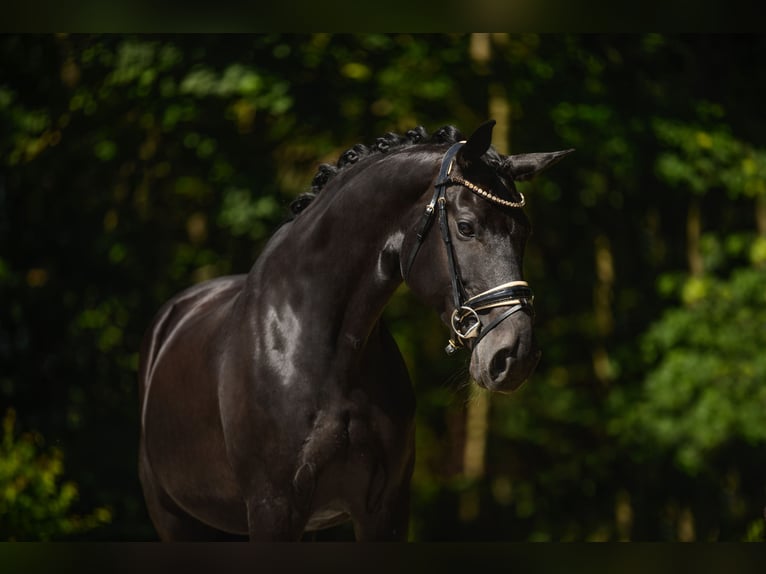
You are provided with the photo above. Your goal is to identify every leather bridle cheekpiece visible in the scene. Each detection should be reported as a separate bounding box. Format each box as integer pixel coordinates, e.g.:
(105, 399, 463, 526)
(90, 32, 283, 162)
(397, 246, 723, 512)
(404, 142, 535, 355)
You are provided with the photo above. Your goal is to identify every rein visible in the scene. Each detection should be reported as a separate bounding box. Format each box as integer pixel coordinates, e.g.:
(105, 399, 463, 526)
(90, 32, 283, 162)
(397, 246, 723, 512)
(404, 142, 535, 355)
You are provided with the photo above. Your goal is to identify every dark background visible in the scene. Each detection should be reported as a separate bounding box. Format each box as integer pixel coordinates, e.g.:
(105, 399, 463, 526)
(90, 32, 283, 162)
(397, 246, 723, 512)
(1, 34, 766, 541)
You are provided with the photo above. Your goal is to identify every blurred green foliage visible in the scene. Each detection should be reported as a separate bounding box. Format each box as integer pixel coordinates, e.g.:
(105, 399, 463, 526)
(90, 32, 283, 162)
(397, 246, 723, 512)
(0, 409, 111, 540)
(1, 34, 765, 541)
(612, 267, 766, 472)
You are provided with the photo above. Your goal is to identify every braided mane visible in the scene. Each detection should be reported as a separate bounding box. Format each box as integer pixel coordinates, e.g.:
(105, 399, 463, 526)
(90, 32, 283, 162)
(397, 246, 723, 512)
(289, 125, 507, 217)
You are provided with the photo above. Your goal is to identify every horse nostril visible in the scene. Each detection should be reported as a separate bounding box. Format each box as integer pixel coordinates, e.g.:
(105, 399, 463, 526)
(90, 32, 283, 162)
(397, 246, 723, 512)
(489, 348, 513, 382)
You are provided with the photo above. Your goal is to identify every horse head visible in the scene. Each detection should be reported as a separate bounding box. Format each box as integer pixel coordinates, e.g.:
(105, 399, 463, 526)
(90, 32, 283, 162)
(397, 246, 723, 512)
(402, 120, 573, 393)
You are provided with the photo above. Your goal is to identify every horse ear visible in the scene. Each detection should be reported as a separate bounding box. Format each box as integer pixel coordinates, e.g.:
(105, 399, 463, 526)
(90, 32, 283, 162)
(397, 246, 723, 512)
(503, 149, 575, 181)
(458, 119, 496, 163)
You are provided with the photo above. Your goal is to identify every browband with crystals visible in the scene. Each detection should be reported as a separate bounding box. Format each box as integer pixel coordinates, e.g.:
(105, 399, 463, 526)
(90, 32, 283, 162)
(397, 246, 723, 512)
(445, 175, 525, 209)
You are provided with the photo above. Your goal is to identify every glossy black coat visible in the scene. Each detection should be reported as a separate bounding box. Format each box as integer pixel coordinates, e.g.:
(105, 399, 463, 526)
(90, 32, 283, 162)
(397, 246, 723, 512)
(137, 121, 570, 540)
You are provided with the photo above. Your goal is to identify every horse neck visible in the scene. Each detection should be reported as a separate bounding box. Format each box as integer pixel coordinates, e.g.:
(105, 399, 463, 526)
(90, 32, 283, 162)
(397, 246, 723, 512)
(250, 151, 438, 367)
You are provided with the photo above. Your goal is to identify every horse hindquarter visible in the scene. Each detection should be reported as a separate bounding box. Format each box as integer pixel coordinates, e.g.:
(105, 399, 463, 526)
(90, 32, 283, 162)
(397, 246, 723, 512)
(138, 277, 250, 537)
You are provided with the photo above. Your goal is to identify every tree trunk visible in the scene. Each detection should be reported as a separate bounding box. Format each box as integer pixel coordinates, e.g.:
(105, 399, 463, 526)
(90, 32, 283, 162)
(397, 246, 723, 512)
(593, 233, 614, 384)
(756, 194, 766, 237)
(687, 198, 704, 276)
(457, 33, 512, 523)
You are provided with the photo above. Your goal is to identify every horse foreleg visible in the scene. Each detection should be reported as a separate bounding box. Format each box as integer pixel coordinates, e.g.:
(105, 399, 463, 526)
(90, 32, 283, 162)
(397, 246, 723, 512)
(245, 493, 308, 541)
(351, 484, 411, 541)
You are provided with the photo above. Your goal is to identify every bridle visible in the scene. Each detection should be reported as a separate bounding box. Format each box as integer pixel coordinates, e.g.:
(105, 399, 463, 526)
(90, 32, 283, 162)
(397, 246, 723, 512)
(403, 142, 535, 355)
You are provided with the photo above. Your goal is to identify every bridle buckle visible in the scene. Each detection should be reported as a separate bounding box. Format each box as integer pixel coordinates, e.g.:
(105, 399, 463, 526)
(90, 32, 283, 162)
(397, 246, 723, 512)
(451, 306, 481, 342)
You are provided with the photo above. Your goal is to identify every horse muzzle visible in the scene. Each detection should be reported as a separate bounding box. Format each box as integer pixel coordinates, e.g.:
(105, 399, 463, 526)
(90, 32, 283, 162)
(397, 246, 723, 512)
(468, 306, 540, 393)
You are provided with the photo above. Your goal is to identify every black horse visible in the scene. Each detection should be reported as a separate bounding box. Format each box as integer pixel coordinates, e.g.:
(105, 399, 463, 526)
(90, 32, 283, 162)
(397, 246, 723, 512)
(138, 120, 572, 541)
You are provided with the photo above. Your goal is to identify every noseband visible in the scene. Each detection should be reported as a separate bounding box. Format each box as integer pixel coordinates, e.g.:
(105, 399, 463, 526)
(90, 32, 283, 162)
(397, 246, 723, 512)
(404, 142, 535, 355)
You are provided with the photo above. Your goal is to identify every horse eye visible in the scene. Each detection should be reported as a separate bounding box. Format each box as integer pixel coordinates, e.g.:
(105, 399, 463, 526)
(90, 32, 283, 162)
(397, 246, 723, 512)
(457, 221, 475, 238)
